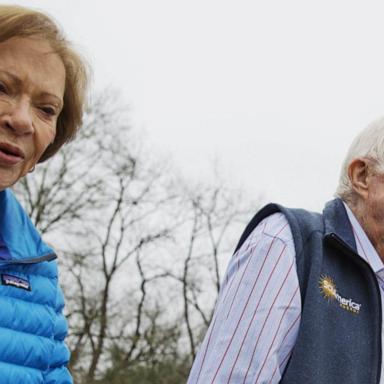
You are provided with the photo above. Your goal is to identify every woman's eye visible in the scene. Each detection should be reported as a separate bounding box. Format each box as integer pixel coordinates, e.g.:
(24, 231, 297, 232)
(40, 106, 57, 117)
(0, 82, 8, 94)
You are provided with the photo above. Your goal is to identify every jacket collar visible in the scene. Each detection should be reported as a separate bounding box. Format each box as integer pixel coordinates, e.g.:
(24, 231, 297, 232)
(322, 198, 357, 253)
(0, 189, 54, 260)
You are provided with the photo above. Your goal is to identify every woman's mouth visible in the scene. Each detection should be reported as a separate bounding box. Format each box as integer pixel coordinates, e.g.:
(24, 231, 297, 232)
(0, 142, 25, 165)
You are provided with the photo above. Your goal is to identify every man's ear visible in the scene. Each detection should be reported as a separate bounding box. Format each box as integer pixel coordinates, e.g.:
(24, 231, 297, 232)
(348, 158, 370, 200)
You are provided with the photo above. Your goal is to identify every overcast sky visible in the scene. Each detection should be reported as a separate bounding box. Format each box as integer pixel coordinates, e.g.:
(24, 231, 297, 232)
(5, 0, 384, 211)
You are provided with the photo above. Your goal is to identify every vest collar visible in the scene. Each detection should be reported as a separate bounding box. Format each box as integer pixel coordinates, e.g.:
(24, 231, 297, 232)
(322, 198, 357, 253)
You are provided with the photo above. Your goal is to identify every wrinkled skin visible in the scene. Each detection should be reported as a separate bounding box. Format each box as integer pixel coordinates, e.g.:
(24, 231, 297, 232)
(0, 37, 65, 190)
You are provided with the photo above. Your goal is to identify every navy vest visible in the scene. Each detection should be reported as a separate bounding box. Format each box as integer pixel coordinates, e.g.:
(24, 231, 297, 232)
(235, 199, 382, 383)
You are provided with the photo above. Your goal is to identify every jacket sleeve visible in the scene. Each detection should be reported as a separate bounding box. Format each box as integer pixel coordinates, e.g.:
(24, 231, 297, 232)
(187, 213, 301, 384)
(44, 284, 73, 384)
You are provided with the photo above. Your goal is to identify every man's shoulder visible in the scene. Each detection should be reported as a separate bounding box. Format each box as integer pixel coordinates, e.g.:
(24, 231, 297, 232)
(257, 212, 294, 244)
(234, 201, 326, 254)
(256, 202, 323, 232)
(252, 203, 325, 250)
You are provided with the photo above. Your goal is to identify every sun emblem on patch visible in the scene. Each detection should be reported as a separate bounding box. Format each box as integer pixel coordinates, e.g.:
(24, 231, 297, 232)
(319, 275, 337, 300)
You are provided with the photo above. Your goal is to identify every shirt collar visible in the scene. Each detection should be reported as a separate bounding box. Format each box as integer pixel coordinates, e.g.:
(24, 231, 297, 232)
(343, 201, 384, 273)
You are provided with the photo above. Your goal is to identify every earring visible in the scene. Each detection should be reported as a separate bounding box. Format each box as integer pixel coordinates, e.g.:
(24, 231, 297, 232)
(29, 166, 35, 173)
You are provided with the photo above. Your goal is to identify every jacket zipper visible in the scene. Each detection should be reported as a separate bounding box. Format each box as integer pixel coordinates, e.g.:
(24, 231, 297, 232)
(325, 232, 382, 384)
(0, 252, 57, 265)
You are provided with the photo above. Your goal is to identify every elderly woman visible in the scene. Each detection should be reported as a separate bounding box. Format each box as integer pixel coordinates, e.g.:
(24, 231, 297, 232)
(0, 5, 87, 383)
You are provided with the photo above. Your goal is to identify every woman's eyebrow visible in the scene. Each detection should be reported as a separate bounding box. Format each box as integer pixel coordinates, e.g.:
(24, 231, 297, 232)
(40, 92, 64, 109)
(0, 69, 22, 85)
(0, 69, 63, 108)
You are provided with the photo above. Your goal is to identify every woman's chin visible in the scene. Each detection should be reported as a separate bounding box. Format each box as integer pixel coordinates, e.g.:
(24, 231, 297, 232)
(0, 168, 21, 190)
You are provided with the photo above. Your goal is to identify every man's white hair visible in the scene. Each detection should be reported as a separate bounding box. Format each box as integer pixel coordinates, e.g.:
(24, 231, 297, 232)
(335, 117, 384, 202)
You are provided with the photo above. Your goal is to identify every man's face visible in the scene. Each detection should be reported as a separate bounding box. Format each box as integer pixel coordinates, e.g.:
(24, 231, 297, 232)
(0, 36, 65, 190)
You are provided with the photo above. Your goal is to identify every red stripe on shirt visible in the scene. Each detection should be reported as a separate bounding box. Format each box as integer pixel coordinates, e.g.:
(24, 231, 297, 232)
(194, 314, 219, 383)
(244, 258, 294, 384)
(225, 244, 288, 383)
(225, 240, 262, 318)
(254, 285, 300, 383)
(267, 312, 301, 384)
(210, 238, 286, 383)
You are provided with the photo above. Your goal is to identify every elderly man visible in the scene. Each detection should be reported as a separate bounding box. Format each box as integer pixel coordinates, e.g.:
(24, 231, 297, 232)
(188, 118, 384, 383)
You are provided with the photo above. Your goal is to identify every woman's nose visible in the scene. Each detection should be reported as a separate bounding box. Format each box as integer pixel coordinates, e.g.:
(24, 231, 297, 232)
(1, 99, 33, 136)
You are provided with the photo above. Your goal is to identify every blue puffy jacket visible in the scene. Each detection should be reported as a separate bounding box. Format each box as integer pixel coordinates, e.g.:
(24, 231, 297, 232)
(0, 189, 72, 383)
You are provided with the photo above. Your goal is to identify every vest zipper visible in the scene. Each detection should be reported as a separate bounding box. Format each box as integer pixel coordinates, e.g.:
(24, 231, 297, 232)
(0, 253, 57, 265)
(325, 232, 382, 384)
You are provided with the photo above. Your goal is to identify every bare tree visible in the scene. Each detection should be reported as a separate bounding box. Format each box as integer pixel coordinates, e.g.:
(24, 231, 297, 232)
(15, 90, 177, 382)
(164, 177, 253, 363)
(14, 90, 257, 383)
(14, 98, 105, 235)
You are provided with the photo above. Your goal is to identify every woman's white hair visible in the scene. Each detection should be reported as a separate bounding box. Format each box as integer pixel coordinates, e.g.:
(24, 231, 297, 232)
(335, 117, 384, 202)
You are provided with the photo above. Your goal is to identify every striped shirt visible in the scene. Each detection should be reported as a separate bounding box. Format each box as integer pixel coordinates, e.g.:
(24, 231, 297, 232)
(343, 203, 384, 384)
(188, 204, 384, 384)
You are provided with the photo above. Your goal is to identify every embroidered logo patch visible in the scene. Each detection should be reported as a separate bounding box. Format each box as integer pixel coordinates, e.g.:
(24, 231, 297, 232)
(1, 274, 31, 291)
(319, 274, 361, 314)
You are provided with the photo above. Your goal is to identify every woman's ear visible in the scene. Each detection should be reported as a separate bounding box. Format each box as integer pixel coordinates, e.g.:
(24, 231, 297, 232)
(348, 158, 370, 200)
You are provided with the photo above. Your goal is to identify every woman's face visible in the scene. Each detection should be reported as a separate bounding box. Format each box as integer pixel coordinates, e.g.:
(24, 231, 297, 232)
(0, 37, 65, 190)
